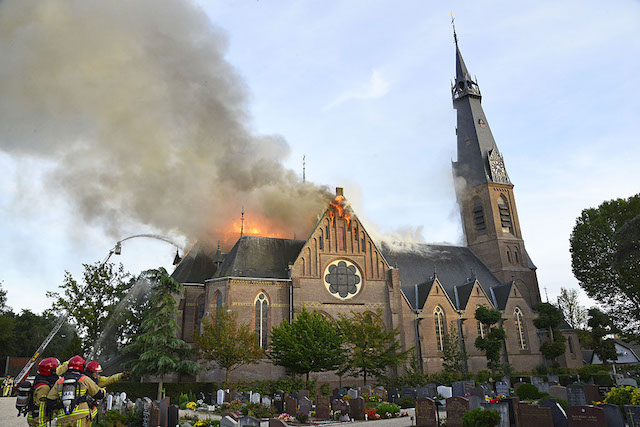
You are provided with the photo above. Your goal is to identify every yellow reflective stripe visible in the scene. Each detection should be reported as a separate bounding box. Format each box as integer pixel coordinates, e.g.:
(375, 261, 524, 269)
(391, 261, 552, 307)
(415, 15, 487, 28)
(57, 408, 91, 419)
(38, 402, 46, 424)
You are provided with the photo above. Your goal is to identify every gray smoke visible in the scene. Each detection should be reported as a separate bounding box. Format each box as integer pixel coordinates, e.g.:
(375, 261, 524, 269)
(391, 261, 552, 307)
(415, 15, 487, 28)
(0, 0, 331, 246)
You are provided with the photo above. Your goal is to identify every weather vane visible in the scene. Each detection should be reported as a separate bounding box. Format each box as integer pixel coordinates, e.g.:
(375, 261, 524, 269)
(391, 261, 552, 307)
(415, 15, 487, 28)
(450, 12, 457, 44)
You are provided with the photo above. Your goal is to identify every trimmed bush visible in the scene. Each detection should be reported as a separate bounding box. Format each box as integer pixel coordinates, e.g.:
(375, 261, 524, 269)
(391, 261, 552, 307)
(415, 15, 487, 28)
(376, 402, 400, 417)
(462, 408, 501, 427)
(394, 396, 415, 409)
(516, 384, 540, 400)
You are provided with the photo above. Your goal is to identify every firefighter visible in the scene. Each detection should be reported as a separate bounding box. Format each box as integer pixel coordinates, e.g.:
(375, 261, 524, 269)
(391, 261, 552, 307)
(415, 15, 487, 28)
(3, 375, 14, 396)
(84, 361, 130, 420)
(46, 355, 105, 427)
(27, 357, 61, 427)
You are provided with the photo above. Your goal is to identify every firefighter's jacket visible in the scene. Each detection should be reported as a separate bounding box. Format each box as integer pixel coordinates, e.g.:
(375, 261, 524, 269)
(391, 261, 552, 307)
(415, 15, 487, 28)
(46, 371, 105, 424)
(27, 374, 58, 427)
(87, 372, 126, 418)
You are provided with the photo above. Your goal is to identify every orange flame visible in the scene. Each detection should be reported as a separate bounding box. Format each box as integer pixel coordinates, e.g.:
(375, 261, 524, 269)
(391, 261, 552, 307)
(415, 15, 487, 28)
(328, 195, 353, 227)
(212, 214, 293, 249)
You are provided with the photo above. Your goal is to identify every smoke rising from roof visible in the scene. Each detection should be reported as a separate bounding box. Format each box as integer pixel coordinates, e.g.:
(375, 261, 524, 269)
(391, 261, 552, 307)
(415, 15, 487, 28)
(0, 0, 331, 246)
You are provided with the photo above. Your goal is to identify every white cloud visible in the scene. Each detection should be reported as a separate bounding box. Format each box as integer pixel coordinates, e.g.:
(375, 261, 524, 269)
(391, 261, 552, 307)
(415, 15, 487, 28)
(326, 69, 390, 109)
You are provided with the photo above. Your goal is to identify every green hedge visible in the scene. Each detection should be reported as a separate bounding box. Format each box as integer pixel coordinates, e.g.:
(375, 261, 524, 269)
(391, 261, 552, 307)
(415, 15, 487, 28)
(107, 382, 220, 402)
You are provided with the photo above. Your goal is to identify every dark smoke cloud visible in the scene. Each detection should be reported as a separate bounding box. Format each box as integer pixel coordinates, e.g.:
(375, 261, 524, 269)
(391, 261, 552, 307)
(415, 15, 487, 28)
(0, 0, 332, 246)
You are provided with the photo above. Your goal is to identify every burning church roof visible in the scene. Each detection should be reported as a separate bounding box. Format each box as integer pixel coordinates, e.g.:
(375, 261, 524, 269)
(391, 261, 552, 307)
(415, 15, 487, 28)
(171, 241, 219, 284)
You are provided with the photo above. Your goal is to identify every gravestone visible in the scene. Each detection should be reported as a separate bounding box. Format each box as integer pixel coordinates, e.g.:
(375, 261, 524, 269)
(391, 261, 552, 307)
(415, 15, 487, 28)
(251, 393, 261, 404)
(518, 402, 553, 427)
(157, 398, 169, 427)
(468, 386, 485, 399)
(298, 397, 312, 416)
(531, 377, 550, 394)
(496, 381, 510, 397)
(548, 375, 560, 385)
(602, 403, 624, 427)
(446, 396, 469, 427)
(221, 415, 239, 427)
(388, 389, 399, 403)
(347, 388, 359, 399)
(482, 402, 510, 427)
(315, 395, 331, 420)
(402, 386, 417, 398)
(373, 386, 387, 401)
(503, 397, 520, 427)
(417, 386, 432, 398)
(285, 395, 297, 415)
(437, 385, 452, 399)
(337, 388, 347, 398)
(626, 405, 640, 427)
(620, 378, 639, 388)
(359, 385, 372, 396)
(567, 384, 587, 406)
(598, 386, 613, 398)
(262, 396, 272, 408)
(583, 385, 600, 405)
(468, 395, 484, 410)
(566, 406, 605, 426)
(273, 391, 284, 413)
(452, 381, 465, 397)
(298, 390, 310, 400)
(349, 396, 365, 420)
(148, 401, 160, 427)
(415, 398, 437, 426)
(168, 405, 179, 427)
(549, 385, 568, 401)
(269, 419, 289, 427)
(426, 384, 437, 399)
(239, 416, 260, 427)
(539, 399, 568, 427)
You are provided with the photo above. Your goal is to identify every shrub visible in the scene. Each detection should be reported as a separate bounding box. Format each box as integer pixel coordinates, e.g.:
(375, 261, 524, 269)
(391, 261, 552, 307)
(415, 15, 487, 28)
(533, 364, 548, 375)
(241, 402, 274, 418)
(476, 370, 491, 384)
(364, 407, 381, 420)
(604, 386, 636, 406)
(394, 396, 415, 409)
(462, 408, 501, 427)
(296, 411, 309, 423)
(632, 388, 640, 405)
(377, 402, 401, 417)
(194, 421, 221, 427)
(516, 384, 540, 400)
(319, 383, 332, 396)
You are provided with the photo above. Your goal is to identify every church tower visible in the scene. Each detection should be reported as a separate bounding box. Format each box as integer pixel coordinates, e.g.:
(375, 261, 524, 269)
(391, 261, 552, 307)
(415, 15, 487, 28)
(451, 30, 542, 308)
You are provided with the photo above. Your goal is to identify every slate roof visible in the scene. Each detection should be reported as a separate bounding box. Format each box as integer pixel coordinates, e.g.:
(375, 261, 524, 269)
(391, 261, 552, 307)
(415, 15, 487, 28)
(454, 281, 476, 310)
(171, 242, 219, 284)
(213, 236, 306, 280)
(490, 282, 513, 311)
(381, 243, 506, 311)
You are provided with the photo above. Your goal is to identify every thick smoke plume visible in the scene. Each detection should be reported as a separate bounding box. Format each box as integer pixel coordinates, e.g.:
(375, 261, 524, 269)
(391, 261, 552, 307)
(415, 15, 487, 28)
(0, 0, 331, 247)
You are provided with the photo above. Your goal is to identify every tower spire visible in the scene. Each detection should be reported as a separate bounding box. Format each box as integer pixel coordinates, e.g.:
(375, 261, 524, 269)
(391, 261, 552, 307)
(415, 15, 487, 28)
(302, 154, 306, 183)
(240, 206, 244, 238)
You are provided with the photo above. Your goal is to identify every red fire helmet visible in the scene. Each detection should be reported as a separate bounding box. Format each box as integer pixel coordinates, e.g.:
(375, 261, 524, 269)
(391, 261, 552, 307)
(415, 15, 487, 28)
(38, 357, 61, 376)
(85, 361, 103, 374)
(68, 355, 86, 372)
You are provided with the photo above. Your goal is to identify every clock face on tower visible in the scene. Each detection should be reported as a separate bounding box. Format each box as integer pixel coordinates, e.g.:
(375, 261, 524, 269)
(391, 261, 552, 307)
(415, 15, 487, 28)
(488, 149, 510, 184)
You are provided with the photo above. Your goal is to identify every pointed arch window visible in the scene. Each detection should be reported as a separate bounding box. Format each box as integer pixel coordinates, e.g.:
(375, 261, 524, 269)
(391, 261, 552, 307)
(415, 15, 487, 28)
(514, 250, 519, 265)
(195, 295, 205, 332)
(215, 291, 223, 312)
(476, 305, 485, 339)
(568, 336, 575, 354)
(473, 199, 486, 235)
(434, 306, 446, 352)
(319, 229, 324, 251)
(514, 307, 527, 350)
(255, 293, 269, 349)
(498, 196, 513, 234)
(507, 249, 512, 264)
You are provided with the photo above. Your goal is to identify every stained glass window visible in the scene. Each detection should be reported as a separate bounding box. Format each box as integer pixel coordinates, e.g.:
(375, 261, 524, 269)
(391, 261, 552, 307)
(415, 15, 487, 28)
(195, 295, 205, 332)
(255, 293, 269, 349)
(514, 307, 527, 350)
(323, 260, 362, 300)
(434, 306, 445, 351)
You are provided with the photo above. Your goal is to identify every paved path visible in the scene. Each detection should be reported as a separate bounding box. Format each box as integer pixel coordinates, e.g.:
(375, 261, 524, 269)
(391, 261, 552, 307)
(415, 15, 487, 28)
(1, 397, 24, 427)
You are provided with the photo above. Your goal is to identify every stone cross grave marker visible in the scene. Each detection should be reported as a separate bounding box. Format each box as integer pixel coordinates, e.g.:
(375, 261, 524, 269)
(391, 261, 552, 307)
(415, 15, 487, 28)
(315, 395, 331, 420)
(415, 397, 437, 427)
(518, 402, 553, 427)
(549, 385, 568, 401)
(446, 396, 469, 427)
(349, 396, 365, 420)
(539, 399, 567, 427)
(626, 405, 640, 427)
(566, 405, 605, 426)
(567, 384, 587, 407)
(602, 403, 624, 427)
(495, 381, 510, 396)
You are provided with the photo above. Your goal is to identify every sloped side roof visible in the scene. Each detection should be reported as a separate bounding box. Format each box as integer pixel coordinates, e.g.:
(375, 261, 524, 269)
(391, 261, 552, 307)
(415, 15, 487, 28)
(454, 281, 475, 310)
(214, 236, 305, 280)
(171, 242, 218, 284)
(382, 243, 505, 310)
(491, 282, 513, 311)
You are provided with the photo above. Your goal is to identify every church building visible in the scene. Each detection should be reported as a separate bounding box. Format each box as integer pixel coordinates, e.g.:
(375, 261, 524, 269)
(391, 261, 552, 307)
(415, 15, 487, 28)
(170, 35, 582, 382)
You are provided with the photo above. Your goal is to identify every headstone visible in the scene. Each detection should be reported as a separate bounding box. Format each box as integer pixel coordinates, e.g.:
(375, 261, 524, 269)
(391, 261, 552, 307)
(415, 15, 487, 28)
(251, 393, 261, 404)
(401, 386, 416, 398)
(567, 384, 587, 407)
(142, 397, 152, 427)
(373, 386, 387, 401)
(158, 398, 169, 427)
(503, 397, 520, 427)
(415, 397, 437, 426)
(482, 402, 510, 427)
(539, 399, 568, 427)
(468, 386, 485, 399)
(602, 403, 624, 427)
(583, 385, 600, 405)
(221, 415, 239, 427)
(168, 405, 179, 427)
(518, 402, 553, 427)
(452, 381, 465, 397)
(298, 390, 310, 400)
(285, 395, 297, 415)
(298, 397, 312, 416)
(388, 389, 399, 403)
(598, 386, 613, 399)
(426, 384, 437, 399)
(106, 394, 113, 411)
(261, 396, 272, 408)
(347, 388, 359, 399)
(239, 416, 261, 427)
(437, 385, 452, 399)
(269, 419, 289, 427)
(549, 385, 568, 401)
(349, 396, 365, 420)
(626, 405, 640, 427)
(417, 386, 431, 398)
(531, 377, 550, 394)
(315, 395, 331, 420)
(566, 405, 605, 426)
(620, 378, 639, 388)
(548, 375, 560, 385)
(359, 385, 372, 396)
(446, 396, 469, 427)
(337, 388, 348, 398)
(496, 381, 510, 397)
(468, 395, 484, 410)
(149, 401, 160, 427)
(274, 391, 284, 414)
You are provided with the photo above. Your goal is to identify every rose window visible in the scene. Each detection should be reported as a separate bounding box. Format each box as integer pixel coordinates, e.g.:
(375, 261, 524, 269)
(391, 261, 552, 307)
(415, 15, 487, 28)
(323, 260, 362, 300)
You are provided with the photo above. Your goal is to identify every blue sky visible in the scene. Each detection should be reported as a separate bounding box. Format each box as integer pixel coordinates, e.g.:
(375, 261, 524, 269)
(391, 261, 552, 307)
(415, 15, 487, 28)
(1, 0, 639, 312)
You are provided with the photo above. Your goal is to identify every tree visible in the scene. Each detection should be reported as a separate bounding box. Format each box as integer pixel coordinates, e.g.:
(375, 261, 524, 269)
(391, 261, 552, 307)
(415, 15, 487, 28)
(338, 309, 410, 385)
(474, 306, 506, 376)
(0, 282, 14, 356)
(570, 194, 640, 336)
(194, 306, 263, 385)
(533, 302, 566, 366)
(441, 328, 467, 375)
(269, 308, 345, 381)
(47, 261, 133, 353)
(557, 287, 587, 330)
(587, 308, 618, 365)
(126, 268, 198, 399)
